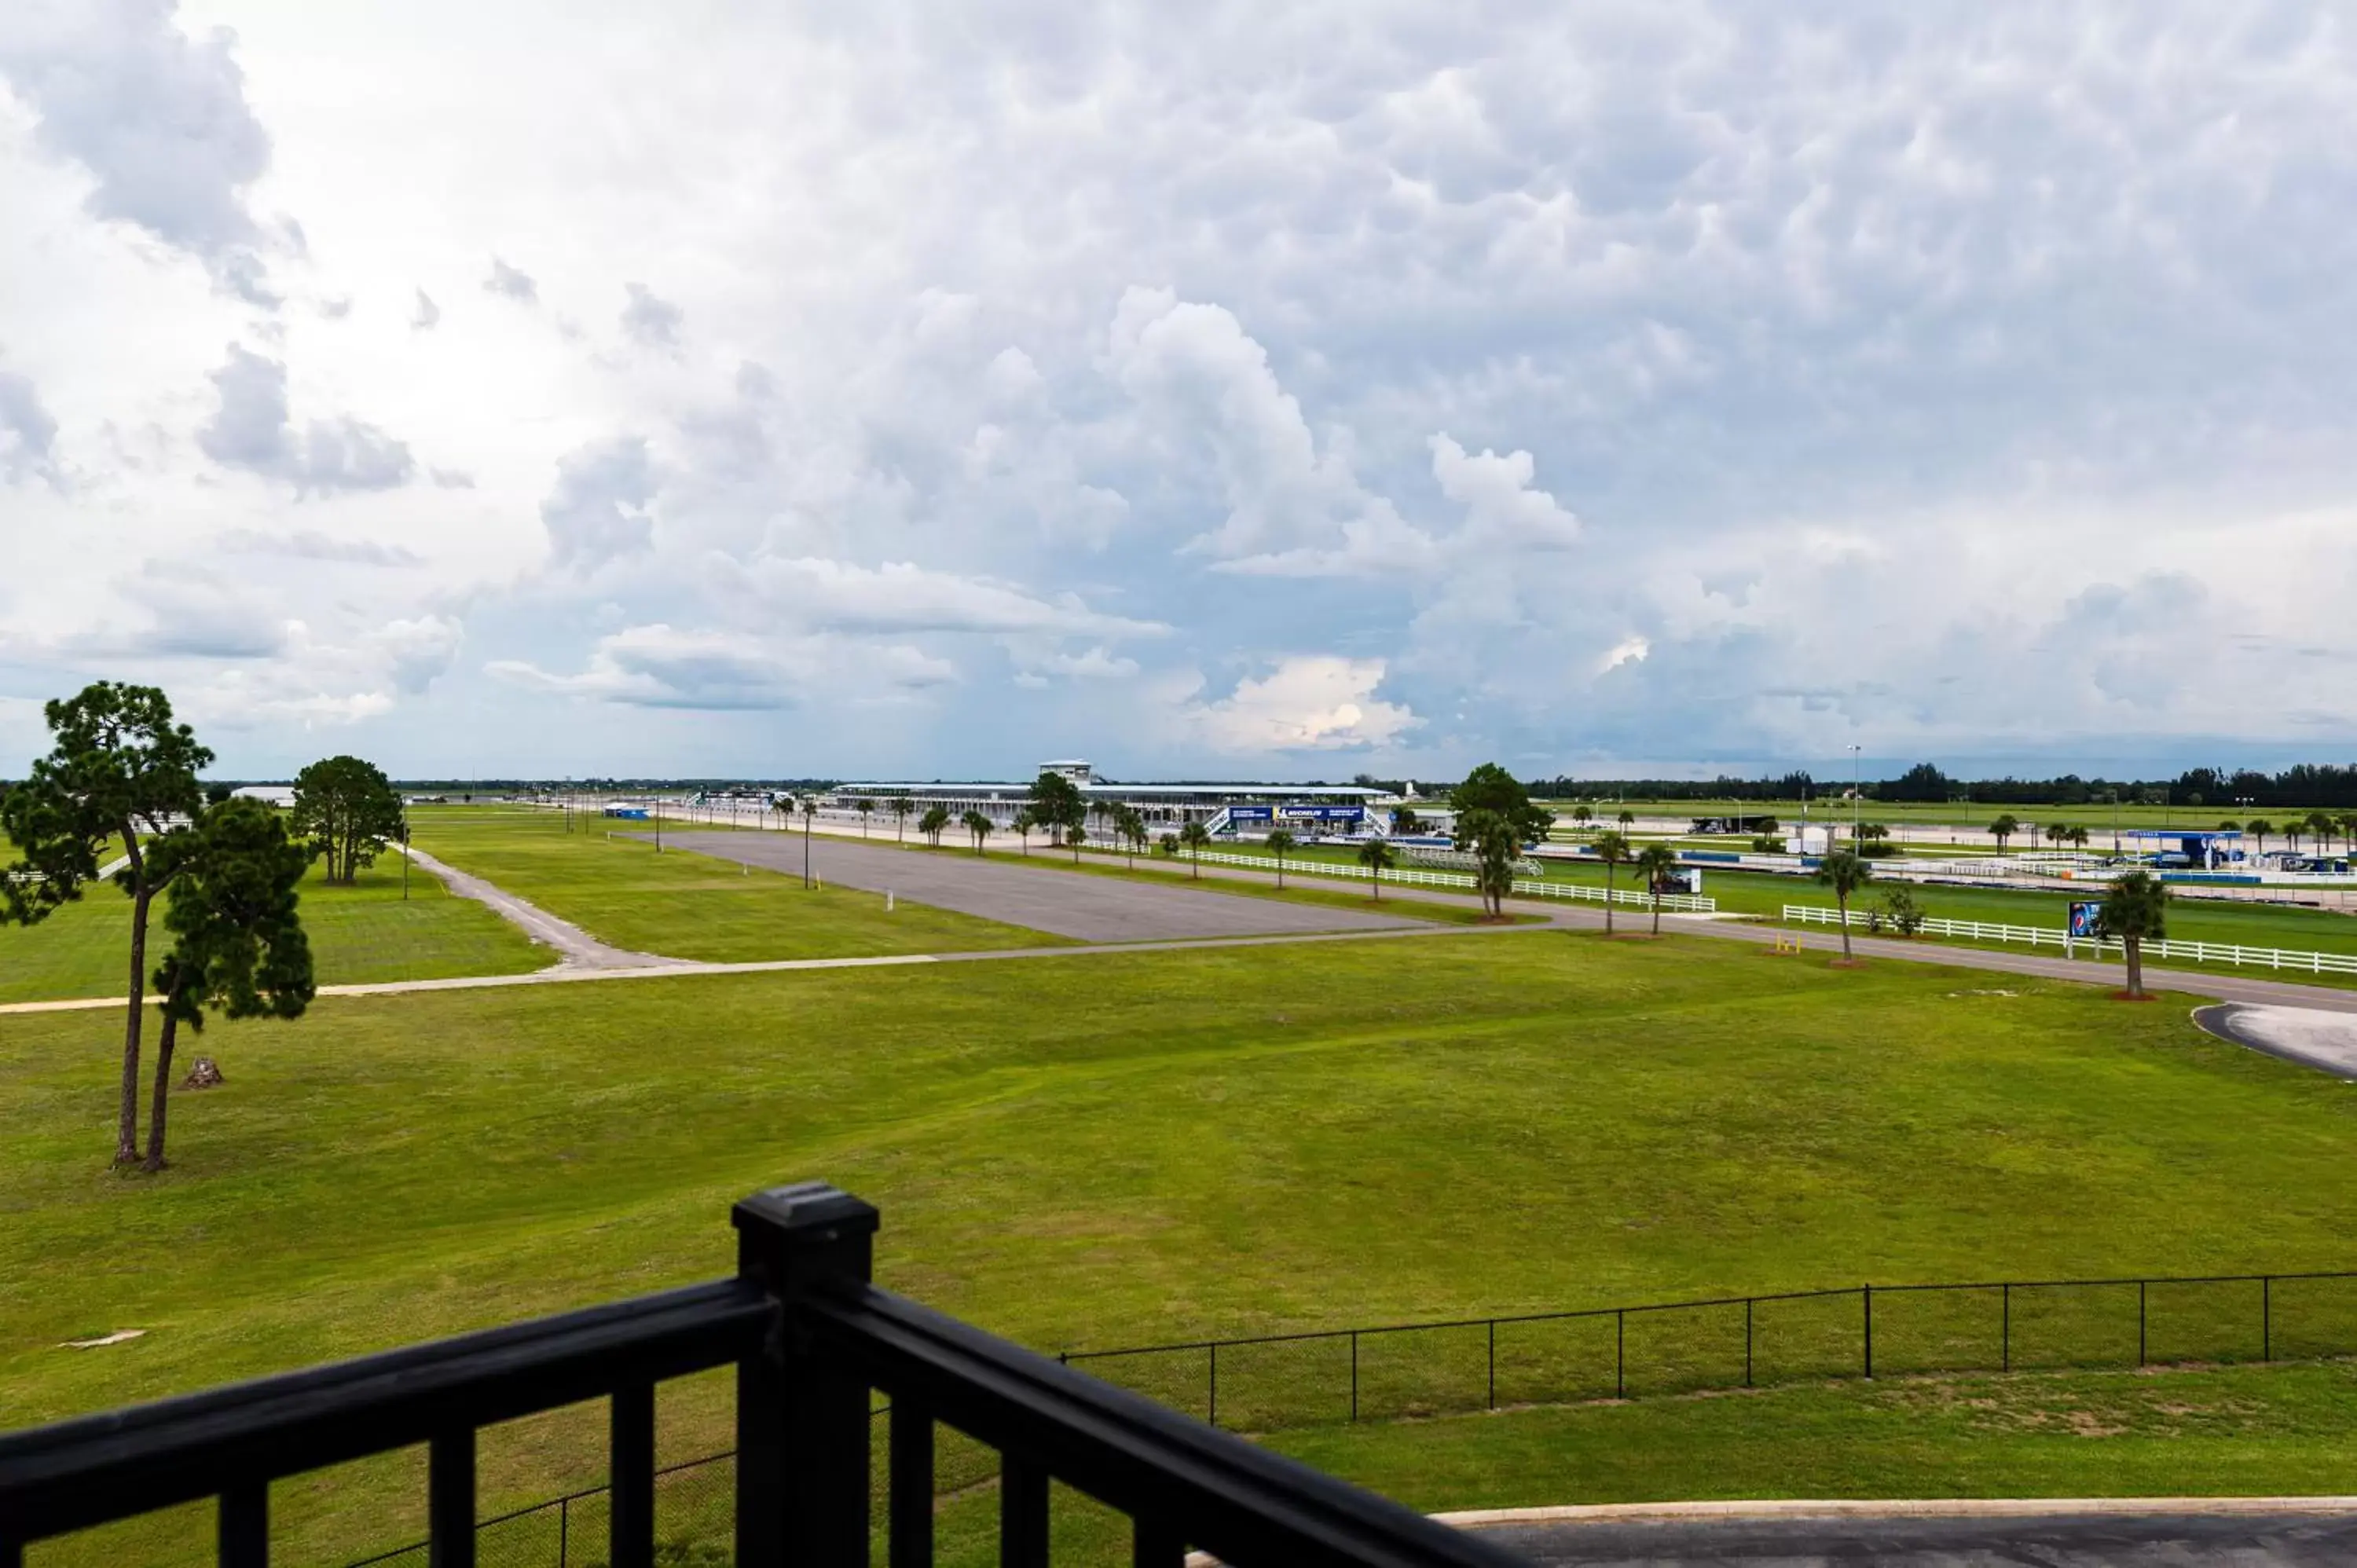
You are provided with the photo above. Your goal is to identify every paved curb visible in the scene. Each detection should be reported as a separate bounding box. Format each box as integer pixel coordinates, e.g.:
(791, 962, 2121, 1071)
(1434, 1497, 2357, 1528)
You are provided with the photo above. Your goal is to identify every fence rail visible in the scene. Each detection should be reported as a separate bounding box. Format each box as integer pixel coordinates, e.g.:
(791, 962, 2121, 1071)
(1062, 1269, 2357, 1435)
(1780, 904, 2357, 976)
(1169, 848, 1717, 913)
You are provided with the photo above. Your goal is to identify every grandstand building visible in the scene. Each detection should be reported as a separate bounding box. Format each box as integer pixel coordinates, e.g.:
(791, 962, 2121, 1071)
(832, 762, 1392, 837)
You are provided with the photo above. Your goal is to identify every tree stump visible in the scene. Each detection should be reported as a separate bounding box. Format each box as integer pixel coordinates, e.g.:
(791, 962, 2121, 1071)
(183, 1057, 225, 1089)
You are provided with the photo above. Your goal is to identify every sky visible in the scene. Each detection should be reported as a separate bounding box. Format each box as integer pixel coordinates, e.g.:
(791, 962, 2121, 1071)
(3, 2, 2355, 783)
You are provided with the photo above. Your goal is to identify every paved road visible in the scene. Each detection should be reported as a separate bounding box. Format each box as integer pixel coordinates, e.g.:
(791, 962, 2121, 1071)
(652, 831, 1422, 942)
(2193, 1002, 2357, 1075)
(1479, 1505, 2357, 1565)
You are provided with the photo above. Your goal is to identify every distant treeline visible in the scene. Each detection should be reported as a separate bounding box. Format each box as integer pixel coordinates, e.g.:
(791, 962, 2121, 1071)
(1523, 762, 2357, 811)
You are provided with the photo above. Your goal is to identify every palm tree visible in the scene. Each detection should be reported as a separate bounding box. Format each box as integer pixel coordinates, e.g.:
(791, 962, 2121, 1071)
(1115, 805, 1147, 868)
(856, 797, 874, 837)
(2066, 826, 2090, 852)
(1265, 829, 1297, 888)
(1180, 820, 1211, 879)
(1633, 843, 1679, 935)
(1592, 829, 1632, 935)
(799, 794, 817, 888)
(1816, 847, 1873, 962)
(1454, 808, 1516, 917)
(891, 794, 914, 842)
(2285, 820, 2304, 854)
(1989, 812, 2020, 851)
(2095, 868, 2169, 999)
(1616, 809, 1636, 830)
(918, 804, 950, 846)
(962, 809, 993, 855)
(1356, 836, 1398, 900)
(1572, 805, 1593, 830)
(2311, 811, 2339, 854)
(2249, 818, 2273, 855)
(1013, 806, 1035, 855)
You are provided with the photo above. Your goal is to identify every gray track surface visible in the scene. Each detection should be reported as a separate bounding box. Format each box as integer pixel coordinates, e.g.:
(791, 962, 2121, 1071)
(2193, 1002, 2357, 1076)
(651, 832, 1420, 942)
(1486, 1510, 2357, 1565)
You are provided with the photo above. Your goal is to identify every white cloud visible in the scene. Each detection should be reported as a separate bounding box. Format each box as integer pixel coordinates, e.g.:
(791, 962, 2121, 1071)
(0, 0, 282, 304)
(1179, 657, 1420, 753)
(483, 256, 537, 303)
(0, 363, 60, 484)
(541, 436, 656, 571)
(742, 558, 1163, 639)
(1430, 434, 1580, 551)
(620, 282, 682, 351)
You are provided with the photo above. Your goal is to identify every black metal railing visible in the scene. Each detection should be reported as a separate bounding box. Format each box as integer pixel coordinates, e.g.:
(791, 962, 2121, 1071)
(0, 1181, 1524, 1568)
(323, 1266, 2357, 1566)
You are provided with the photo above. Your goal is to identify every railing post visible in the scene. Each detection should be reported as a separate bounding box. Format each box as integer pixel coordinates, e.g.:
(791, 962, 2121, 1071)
(219, 1481, 267, 1568)
(1000, 1453, 1050, 1568)
(429, 1429, 475, 1568)
(732, 1182, 881, 1568)
(889, 1400, 935, 1568)
(1863, 1286, 1873, 1379)
(1132, 1518, 1185, 1568)
(610, 1379, 655, 1568)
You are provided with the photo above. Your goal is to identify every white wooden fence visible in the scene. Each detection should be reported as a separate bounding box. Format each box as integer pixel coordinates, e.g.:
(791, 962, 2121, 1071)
(1780, 904, 2357, 976)
(1173, 848, 1716, 913)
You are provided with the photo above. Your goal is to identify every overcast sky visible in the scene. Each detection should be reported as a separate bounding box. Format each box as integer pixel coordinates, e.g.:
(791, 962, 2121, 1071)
(4, 2, 2355, 782)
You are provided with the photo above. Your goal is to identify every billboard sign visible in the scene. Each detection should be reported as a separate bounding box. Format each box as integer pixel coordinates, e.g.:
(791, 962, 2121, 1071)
(1278, 804, 1366, 823)
(1226, 805, 1274, 823)
(2068, 900, 2102, 939)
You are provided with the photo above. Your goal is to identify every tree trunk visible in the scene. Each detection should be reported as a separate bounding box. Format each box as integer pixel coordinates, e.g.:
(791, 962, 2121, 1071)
(1838, 893, 1853, 959)
(2125, 936, 2144, 998)
(1371, 870, 1380, 902)
(144, 1004, 180, 1173)
(1604, 868, 1615, 933)
(1652, 895, 1662, 936)
(118, 885, 151, 1165)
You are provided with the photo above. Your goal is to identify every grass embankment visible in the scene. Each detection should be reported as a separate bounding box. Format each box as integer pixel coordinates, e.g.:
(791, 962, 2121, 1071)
(0, 834, 544, 1004)
(406, 808, 1062, 961)
(11, 936, 2357, 1561)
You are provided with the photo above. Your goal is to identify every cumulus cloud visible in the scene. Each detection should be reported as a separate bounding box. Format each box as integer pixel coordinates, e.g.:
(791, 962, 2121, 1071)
(194, 344, 416, 493)
(1430, 435, 1580, 551)
(620, 283, 683, 350)
(410, 288, 441, 330)
(483, 257, 538, 303)
(1180, 658, 1420, 753)
(541, 436, 658, 570)
(0, 0, 282, 305)
(0, 366, 60, 484)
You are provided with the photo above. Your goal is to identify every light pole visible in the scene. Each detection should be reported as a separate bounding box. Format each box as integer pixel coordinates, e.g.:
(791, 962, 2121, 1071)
(1848, 745, 1862, 844)
(401, 811, 410, 902)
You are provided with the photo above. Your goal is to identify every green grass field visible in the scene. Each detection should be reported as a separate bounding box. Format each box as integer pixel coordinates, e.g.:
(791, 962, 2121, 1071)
(406, 808, 1065, 962)
(0, 838, 546, 1003)
(1538, 797, 2351, 837)
(13, 931, 2357, 1563)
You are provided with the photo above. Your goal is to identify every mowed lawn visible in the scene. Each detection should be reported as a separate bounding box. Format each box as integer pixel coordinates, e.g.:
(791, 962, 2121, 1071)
(11, 932, 2357, 1562)
(0, 836, 545, 1003)
(407, 807, 1063, 960)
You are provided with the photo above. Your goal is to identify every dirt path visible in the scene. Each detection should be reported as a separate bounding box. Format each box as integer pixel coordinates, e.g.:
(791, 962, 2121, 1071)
(394, 843, 687, 970)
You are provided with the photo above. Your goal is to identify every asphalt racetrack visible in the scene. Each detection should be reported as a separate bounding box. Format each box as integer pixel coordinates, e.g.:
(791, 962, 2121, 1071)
(651, 831, 1421, 943)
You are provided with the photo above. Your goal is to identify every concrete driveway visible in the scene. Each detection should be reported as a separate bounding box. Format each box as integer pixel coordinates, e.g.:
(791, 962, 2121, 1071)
(651, 832, 1420, 943)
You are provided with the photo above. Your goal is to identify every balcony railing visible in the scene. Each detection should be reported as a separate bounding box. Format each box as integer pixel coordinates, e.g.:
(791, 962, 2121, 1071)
(0, 1181, 1525, 1568)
